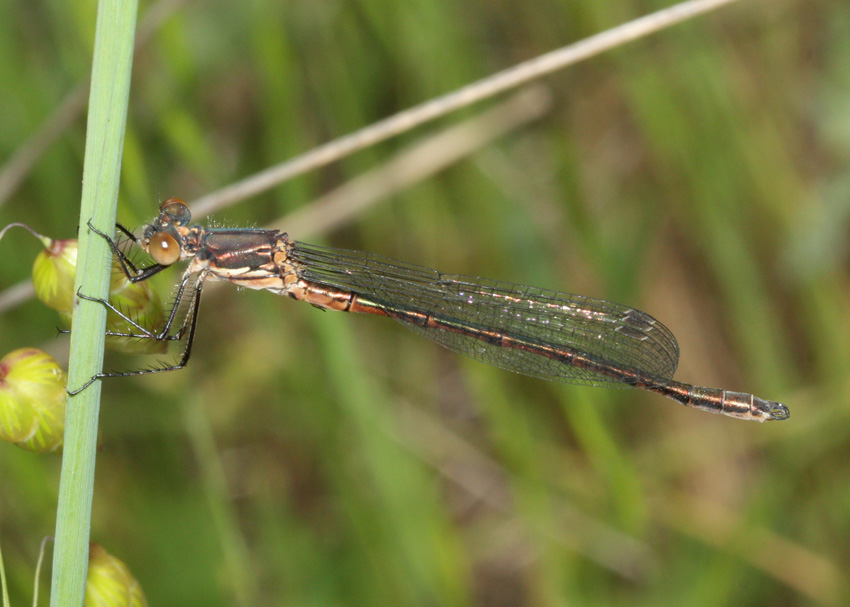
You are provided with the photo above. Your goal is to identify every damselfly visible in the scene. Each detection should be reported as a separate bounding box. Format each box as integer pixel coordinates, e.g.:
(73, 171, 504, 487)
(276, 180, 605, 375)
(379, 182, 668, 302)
(71, 198, 789, 422)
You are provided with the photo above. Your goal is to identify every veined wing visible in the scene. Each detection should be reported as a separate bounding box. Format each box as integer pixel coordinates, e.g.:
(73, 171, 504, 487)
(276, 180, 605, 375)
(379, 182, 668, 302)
(291, 242, 680, 388)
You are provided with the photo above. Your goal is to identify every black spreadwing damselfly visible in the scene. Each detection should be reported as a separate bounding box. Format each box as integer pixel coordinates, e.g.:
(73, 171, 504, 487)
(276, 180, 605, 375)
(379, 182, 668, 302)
(70, 198, 790, 422)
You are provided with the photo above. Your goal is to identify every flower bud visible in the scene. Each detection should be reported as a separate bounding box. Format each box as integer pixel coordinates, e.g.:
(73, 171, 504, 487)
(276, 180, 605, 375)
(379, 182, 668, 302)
(32, 237, 78, 314)
(105, 261, 166, 355)
(85, 543, 148, 607)
(0, 348, 66, 453)
(30, 235, 166, 354)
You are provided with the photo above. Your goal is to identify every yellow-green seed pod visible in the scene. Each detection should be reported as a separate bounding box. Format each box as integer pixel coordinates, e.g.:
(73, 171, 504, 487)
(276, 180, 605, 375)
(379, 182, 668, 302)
(85, 544, 148, 607)
(32, 237, 78, 314)
(30, 235, 166, 354)
(0, 348, 66, 453)
(105, 259, 166, 355)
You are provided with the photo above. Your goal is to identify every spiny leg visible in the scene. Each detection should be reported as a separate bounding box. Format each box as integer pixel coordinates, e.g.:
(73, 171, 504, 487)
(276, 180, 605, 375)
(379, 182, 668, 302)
(87, 220, 168, 283)
(75, 269, 198, 340)
(67, 275, 206, 395)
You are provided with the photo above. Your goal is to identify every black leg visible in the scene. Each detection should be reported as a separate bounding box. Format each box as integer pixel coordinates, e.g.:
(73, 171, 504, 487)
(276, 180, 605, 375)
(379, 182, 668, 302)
(67, 273, 206, 395)
(77, 269, 199, 340)
(87, 220, 168, 283)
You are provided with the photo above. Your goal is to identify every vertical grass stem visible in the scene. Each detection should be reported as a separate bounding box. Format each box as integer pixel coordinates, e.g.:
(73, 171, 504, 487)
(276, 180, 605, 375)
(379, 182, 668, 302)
(50, 1, 138, 605)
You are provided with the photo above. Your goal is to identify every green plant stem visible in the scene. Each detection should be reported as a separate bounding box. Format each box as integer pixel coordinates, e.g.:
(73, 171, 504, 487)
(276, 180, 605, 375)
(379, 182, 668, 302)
(50, 1, 138, 606)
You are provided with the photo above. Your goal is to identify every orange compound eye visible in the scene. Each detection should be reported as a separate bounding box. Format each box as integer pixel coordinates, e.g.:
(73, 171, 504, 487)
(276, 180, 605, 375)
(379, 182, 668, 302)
(148, 232, 181, 266)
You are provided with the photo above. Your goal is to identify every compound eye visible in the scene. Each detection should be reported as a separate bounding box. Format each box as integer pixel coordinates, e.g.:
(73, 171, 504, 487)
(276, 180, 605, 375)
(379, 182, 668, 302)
(148, 232, 181, 266)
(159, 198, 191, 226)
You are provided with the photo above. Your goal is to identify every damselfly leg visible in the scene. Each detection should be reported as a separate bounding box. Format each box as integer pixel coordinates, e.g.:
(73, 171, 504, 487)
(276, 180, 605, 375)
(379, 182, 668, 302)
(67, 222, 207, 395)
(87, 220, 169, 283)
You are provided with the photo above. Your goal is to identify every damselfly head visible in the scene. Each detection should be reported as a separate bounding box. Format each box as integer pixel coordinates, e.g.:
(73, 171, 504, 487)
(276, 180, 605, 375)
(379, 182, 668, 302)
(142, 198, 193, 266)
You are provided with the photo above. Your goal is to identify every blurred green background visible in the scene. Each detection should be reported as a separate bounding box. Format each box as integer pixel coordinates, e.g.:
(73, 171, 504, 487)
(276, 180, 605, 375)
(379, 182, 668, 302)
(1, 0, 847, 605)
